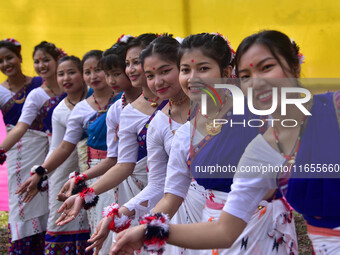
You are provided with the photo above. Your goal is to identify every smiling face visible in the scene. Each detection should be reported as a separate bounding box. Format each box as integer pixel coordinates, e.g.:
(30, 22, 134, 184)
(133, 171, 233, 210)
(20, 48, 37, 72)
(57, 60, 84, 95)
(0, 47, 22, 77)
(143, 54, 181, 100)
(83, 57, 108, 91)
(179, 48, 224, 99)
(237, 43, 299, 111)
(125, 46, 146, 88)
(104, 68, 132, 93)
(33, 49, 57, 79)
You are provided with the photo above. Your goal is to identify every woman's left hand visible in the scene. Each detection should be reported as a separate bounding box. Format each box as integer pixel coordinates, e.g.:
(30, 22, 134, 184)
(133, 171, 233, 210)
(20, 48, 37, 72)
(55, 194, 83, 226)
(15, 174, 41, 203)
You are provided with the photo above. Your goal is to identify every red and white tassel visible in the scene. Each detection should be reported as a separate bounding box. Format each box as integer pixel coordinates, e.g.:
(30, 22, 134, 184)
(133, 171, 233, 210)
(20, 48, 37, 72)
(102, 203, 131, 233)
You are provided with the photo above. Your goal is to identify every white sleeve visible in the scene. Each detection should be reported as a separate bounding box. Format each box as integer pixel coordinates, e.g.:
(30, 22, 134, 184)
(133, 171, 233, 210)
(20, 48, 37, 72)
(164, 122, 192, 199)
(0, 86, 11, 108)
(63, 102, 89, 145)
(223, 134, 283, 223)
(46, 101, 68, 159)
(117, 105, 146, 163)
(18, 88, 49, 125)
(123, 115, 169, 217)
(106, 100, 121, 158)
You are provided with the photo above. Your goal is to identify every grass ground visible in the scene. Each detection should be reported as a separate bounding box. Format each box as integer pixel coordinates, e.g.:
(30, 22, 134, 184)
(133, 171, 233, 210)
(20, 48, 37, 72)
(0, 211, 8, 254)
(0, 210, 313, 254)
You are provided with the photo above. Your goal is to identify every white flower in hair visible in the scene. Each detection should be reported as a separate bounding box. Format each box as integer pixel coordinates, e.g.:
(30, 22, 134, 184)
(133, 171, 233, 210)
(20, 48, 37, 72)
(290, 38, 305, 64)
(117, 34, 133, 43)
(175, 37, 184, 44)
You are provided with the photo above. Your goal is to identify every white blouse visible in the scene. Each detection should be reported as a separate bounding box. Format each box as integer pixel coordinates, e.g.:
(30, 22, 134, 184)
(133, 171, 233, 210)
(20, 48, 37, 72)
(49, 100, 71, 152)
(106, 99, 123, 158)
(117, 104, 150, 163)
(63, 99, 95, 145)
(0, 86, 11, 107)
(123, 111, 181, 215)
(18, 87, 50, 125)
(223, 134, 284, 223)
(164, 121, 192, 199)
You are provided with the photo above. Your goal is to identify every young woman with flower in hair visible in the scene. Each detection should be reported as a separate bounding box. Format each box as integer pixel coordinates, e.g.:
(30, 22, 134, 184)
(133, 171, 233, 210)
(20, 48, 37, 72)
(55, 36, 142, 254)
(16, 49, 121, 255)
(0, 40, 65, 254)
(55, 33, 172, 252)
(110, 32, 303, 255)
(86, 35, 206, 255)
(17, 55, 92, 254)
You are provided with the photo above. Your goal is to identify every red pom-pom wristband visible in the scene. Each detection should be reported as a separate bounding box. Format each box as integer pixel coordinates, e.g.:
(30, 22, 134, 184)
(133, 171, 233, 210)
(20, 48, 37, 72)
(0, 147, 6, 165)
(68, 171, 80, 179)
(79, 187, 99, 210)
(102, 203, 132, 233)
(72, 173, 88, 195)
(74, 173, 87, 184)
(139, 213, 169, 254)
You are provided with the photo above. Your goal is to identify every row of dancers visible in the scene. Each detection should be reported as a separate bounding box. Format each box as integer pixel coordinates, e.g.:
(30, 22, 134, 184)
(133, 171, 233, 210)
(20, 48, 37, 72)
(0, 30, 339, 255)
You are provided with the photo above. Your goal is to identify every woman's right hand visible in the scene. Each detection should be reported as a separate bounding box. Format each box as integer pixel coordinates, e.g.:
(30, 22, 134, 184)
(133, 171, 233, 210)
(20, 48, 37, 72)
(55, 194, 83, 226)
(86, 215, 113, 254)
(57, 178, 76, 201)
(109, 225, 145, 255)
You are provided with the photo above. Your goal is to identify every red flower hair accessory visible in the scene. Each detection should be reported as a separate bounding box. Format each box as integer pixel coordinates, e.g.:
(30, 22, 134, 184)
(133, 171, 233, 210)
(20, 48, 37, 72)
(117, 34, 133, 43)
(3, 38, 21, 52)
(58, 48, 67, 58)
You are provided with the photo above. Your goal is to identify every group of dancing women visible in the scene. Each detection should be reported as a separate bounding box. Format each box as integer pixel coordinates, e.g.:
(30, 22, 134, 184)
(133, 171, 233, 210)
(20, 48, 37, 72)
(0, 29, 339, 255)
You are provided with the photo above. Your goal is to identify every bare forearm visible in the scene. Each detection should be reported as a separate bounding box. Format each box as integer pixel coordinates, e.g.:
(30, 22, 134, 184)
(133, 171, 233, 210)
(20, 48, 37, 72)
(84, 157, 117, 180)
(42, 141, 76, 173)
(152, 193, 183, 219)
(0, 122, 29, 151)
(167, 213, 246, 250)
(91, 162, 135, 195)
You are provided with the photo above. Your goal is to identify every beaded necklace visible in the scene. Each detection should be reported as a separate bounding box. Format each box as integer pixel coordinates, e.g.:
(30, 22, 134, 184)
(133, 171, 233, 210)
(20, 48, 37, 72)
(93, 92, 114, 113)
(7, 76, 27, 104)
(67, 88, 85, 106)
(168, 95, 190, 135)
(44, 81, 58, 97)
(273, 117, 306, 164)
(142, 92, 159, 107)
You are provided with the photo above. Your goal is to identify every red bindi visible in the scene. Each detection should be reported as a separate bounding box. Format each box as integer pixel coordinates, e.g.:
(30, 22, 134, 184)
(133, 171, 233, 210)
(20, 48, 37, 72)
(152, 67, 155, 70)
(191, 59, 194, 63)
(250, 63, 253, 67)
(89, 66, 93, 70)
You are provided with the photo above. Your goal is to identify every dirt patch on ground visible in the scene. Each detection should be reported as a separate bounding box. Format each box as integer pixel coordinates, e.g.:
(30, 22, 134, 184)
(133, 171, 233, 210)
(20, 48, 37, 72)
(0, 210, 313, 254)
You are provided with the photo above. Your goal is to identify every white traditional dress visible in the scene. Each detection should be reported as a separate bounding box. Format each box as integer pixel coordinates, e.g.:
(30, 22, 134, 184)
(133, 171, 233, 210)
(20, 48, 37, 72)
(44, 99, 91, 254)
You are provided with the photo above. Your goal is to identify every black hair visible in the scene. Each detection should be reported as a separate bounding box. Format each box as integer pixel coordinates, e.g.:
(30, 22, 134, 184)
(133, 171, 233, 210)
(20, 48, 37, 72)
(100, 37, 134, 71)
(235, 30, 300, 77)
(179, 33, 232, 75)
(33, 41, 61, 61)
(81, 50, 103, 67)
(140, 34, 180, 69)
(57, 55, 83, 74)
(0, 40, 22, 59)
(126, 33, 158, 53)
